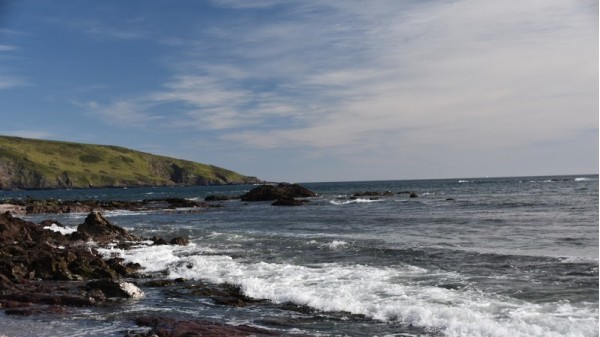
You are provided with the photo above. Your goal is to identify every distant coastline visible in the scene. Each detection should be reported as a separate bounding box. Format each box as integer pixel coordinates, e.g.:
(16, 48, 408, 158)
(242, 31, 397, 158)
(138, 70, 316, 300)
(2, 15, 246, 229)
(0, 135, 262, 190)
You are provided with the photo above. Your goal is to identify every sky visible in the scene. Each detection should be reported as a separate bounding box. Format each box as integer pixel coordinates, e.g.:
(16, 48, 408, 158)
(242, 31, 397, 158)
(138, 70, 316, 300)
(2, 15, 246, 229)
(0, 0, 597, 182)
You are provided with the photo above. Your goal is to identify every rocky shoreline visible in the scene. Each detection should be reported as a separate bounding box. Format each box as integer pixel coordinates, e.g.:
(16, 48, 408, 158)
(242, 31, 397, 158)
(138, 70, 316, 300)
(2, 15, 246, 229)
(1, 183, 422, 215)
(0, 210, 311, 336)
(0, 184, 427, 336)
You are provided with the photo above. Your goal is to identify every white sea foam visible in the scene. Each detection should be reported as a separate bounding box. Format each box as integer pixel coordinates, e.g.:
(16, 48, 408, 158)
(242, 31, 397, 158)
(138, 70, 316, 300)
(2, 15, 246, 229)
(112, 244, 598, 337)
(574, 177, 592, 181)
(103, 210, 150, 216)
(323, 240, 347, 249)
(329, 198, 381, 205)
(43, 223, 77, 235)
(458, 180, 471, 183)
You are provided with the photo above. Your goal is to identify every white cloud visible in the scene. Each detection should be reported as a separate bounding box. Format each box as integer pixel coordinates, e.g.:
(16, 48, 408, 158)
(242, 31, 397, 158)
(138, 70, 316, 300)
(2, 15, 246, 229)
(78, 99, 164, 126)
(206, 1, 593, 157)
(70, 19, 146, 40)
(0, 45, 17, 52)
(85, 0, 597, 178)
(0, 75, 27, 89)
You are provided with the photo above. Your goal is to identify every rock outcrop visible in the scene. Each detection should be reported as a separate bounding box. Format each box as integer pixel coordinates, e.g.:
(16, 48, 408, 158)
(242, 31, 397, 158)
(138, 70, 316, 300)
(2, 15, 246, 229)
(0, 197, 210, 215)
(77, 211, 137, 242)
(0, 211, 145, 314)
(240, 183, 317, 202)
(86, 279, 144, 299)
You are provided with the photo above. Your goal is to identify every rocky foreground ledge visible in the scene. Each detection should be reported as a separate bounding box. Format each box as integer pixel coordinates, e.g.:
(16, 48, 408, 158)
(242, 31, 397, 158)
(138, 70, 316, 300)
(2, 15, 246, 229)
(0, 211, 147, 313)
(0, 211, 311, 336)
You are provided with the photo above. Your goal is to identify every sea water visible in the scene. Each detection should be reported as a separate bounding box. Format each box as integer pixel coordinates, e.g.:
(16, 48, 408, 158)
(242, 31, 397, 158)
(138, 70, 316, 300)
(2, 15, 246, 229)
(1, 175, 598, 337)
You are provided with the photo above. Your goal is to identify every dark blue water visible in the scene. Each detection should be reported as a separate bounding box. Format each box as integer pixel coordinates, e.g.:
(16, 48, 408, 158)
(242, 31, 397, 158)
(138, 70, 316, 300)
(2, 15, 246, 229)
(1, 175, 598, 337)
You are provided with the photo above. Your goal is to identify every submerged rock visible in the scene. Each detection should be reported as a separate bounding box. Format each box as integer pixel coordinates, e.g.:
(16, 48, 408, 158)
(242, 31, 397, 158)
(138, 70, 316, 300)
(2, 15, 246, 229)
(130, 316, 298, 337)
(169, 237, 189, 246)
(86, 279, 144, 299)
(271, 198, 310, 206)
(204, 195, 231, 202)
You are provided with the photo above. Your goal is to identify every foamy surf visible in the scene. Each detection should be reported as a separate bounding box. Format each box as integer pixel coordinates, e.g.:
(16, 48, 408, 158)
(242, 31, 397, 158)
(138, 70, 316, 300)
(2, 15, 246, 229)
(43, 223, 77, 235)
(109, 244, 598, 337)
(329, 198, 381, 205)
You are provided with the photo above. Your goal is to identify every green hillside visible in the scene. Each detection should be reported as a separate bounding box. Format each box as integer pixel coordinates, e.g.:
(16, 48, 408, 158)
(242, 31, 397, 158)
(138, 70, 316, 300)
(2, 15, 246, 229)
(0, 136, 261, 189)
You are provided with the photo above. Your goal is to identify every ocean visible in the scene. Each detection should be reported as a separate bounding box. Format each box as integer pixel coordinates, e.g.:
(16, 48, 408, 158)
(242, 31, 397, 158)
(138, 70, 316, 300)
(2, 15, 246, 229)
(1, 175, 598, 337)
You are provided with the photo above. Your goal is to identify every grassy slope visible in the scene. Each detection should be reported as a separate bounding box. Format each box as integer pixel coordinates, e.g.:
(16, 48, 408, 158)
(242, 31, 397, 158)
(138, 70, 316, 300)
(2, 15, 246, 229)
(0, 136, 259, 189)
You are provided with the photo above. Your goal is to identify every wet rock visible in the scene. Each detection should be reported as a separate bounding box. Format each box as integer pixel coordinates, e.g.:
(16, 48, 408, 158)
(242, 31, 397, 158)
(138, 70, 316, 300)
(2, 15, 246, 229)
(143, 278, 186, 287)
(157, 198, 207, 209)
(77, 211, 137, 242)
(169, 237, 189, 246)
(86, 279, 144, 299)
(152, 236, 169, 245)
(271, 198, 310, 206)
(107, 258, 142, 277)
(240, 183, 317, 202)
(185, 282, 265, 307)
(409, 192, 418, 198)
(131, 316, 286, 337)
(0, 212, 144, 314)
(204, 195, 231, 202)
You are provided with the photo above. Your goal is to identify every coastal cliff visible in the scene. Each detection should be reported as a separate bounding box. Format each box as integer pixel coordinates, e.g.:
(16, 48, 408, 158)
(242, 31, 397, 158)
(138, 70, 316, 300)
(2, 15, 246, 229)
(0, 136, 261, 189)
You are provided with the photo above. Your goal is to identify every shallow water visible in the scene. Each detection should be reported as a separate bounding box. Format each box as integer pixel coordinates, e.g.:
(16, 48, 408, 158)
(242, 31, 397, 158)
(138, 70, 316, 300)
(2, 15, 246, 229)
(2, 175, 598, 337)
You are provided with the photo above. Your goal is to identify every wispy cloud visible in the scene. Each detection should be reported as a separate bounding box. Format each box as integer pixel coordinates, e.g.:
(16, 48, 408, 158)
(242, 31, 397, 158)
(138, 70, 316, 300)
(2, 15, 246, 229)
(69, 19, 146, 40)
(85, 0, 597, 167)
(0, 44, 16, 52)
(1, 130, 54, 139)
(0, 74, 27, 89)
(74, 99, 164, 126)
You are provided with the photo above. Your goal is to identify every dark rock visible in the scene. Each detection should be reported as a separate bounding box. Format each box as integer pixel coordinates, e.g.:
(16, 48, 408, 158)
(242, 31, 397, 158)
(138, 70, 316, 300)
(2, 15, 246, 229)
(353, 191, 394, 197)
(240, 183, 317, 202)
(184, 282, 265, 307)
(162, 198, 206, 209)
(107, 258, 142, 277)
(77, 211, 137, 242)
(0, 212, 145, 315)
(143, 278, 186, 287)
(409, 192, 418, 198)
(271, 198, 310, 206)
(5, 308, 37, 316)
(132, 316, 289, 337)
(86, 288, 107, 302)
(204, 195, 231, 202)
(152, 236, 169, 245)
(86, 279, 144, 299)
(169, 237, 189, 246)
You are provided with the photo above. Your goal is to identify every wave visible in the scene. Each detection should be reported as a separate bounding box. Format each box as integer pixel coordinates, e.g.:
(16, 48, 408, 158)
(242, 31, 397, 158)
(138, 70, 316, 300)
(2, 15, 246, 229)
(108, 244, 598, 337)
(102, 210, 151, 216)
(574, 177, 592, 182)
(329, 198, 381, 205)
(43, 223, 77, 235)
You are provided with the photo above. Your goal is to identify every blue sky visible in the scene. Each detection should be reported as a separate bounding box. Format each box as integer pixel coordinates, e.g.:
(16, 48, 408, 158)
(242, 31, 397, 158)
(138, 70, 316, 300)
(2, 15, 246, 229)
(0, 0, 597, 182)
